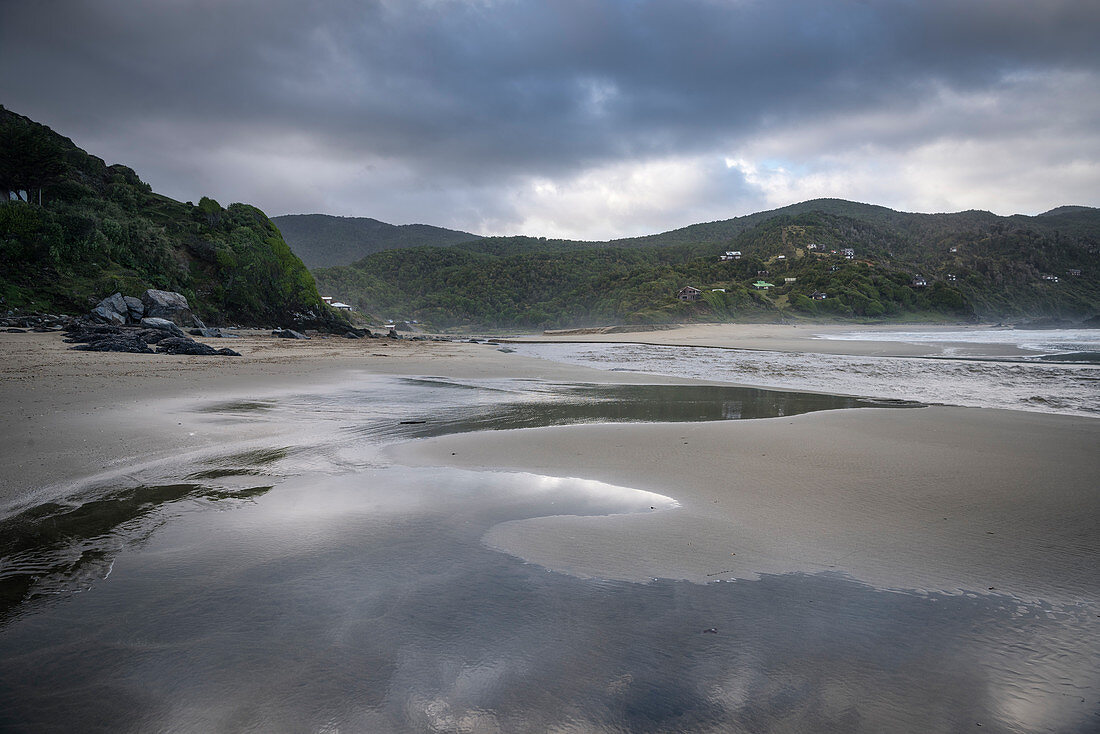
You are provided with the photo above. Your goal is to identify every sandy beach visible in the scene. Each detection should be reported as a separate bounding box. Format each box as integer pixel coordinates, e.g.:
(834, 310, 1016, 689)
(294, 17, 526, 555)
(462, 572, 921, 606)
(2, 322, 1095, 602)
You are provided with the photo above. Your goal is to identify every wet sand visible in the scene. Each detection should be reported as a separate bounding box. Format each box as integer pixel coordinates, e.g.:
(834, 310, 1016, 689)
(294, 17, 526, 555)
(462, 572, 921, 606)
(388, 406, 1099, 603)
(2, 325, 1097, 606)
(0, 329, 690, 511)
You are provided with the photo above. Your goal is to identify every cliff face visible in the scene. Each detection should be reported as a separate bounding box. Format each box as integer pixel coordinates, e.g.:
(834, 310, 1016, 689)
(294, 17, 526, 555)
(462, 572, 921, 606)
(0, 106, 343, 328)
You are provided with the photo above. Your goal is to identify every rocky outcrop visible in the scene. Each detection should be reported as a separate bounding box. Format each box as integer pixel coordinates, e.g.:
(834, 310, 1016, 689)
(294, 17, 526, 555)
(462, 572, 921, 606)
(63, 319, 238, 356)
(89, 290, 206, 328)
(66, 325, 153, 354)
(141, 289, 193, 326)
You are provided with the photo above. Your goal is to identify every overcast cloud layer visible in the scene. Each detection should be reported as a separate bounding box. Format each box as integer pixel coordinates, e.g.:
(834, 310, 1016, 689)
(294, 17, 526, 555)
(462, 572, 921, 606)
(3, 0, 1098, 239)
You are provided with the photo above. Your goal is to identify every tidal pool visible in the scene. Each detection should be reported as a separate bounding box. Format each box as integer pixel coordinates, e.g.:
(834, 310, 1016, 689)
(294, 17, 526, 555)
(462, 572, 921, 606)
(0, 468, 1095, 733)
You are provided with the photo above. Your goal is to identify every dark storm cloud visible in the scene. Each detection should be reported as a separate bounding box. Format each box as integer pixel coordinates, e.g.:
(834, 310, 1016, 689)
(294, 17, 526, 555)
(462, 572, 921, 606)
(2, 0, 1098, 232)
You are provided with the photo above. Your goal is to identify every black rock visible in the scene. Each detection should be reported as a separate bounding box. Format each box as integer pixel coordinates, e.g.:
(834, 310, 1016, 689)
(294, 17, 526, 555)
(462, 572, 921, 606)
(155, 337, 215, 355)
(189, 327, 231, 338)
(71, 335, 152, 353)
(63, 325, 123, 343)
(134, 328, 173, 344)
(90, 292, 130, 325)
(153, 337, 239, 356)
(5, 328, 26, 333)
(272, 328, 310, 340)
(123, 295, 145, 322)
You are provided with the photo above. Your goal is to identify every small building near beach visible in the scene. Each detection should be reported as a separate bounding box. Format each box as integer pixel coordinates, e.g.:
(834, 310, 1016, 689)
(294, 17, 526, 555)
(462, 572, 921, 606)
(752, 280, 775, 290)
(911, 276, 928, 287)
(678, 286, 702, 302)
(811, 291, 828, 300)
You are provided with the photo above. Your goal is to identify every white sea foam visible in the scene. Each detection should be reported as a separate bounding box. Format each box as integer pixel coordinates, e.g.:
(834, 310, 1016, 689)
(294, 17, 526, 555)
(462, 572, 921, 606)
(512, 339, 1100, 418)
(814, 328, 1100, 355)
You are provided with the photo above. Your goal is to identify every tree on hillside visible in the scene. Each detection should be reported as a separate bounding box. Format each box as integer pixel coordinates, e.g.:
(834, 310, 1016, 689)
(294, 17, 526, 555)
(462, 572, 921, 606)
(0, 116, 67, 205)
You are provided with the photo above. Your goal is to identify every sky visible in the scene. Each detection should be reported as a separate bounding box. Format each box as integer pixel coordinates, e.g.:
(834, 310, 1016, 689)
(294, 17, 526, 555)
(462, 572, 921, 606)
(2, 0, 1099, 240)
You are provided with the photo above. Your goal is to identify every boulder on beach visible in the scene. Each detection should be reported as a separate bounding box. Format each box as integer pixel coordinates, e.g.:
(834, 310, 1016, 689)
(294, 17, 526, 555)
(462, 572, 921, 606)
(141, 289, 193, 326)
(140, 317, 188, 338)
(90, 293, 130, 326)
(272, 328, 310, 340)
(123, 296, 145, 322)
(155, 337, 240, 356)
(189, 327, 236, 338)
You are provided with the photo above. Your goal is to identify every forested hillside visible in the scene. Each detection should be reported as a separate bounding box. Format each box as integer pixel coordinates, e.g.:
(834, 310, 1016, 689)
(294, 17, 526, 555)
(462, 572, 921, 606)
(314, 206, 1100, 329)
(273, 213, 479, 268)
(0, 107, 343, 328)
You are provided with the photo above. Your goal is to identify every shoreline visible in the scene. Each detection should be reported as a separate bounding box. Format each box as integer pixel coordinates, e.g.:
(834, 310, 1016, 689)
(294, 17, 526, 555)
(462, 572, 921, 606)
(506, 321, 1084, 358)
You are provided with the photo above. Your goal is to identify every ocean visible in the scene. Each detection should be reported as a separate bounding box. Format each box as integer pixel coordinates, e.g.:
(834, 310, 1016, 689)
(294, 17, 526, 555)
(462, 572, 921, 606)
(509, 328, 1100, 417)
(0, 331, 1097, 732)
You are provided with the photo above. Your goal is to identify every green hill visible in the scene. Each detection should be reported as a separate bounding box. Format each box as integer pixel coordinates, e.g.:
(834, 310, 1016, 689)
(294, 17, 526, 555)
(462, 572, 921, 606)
(0, 107, 344, 328)
(272, 213, 480, 268)
(314, 204, 1100, 329)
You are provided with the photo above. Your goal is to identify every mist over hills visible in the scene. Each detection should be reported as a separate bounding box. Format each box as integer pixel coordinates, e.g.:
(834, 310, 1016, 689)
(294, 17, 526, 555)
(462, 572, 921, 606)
(272, 214, 479, 268)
